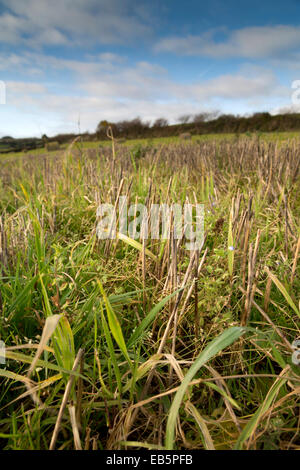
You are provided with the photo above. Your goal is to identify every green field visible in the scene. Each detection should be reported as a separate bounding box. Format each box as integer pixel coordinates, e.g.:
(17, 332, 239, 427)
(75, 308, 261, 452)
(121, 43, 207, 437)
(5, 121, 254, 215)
(1, 130, 300, 161)
(0, 135, 299, 450)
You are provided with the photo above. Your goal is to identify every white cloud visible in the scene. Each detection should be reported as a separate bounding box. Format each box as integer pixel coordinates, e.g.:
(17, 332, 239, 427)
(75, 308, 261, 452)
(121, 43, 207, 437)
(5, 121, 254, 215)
(154, 25, 300, 59)
(0, 48, 293, 137)
(97, 52, 127, 63)
(0, 0, 152, 47)
(0, 51, 290, 136)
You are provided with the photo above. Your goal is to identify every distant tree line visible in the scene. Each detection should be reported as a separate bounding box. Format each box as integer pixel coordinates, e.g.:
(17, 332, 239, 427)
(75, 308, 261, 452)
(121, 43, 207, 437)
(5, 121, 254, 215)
(3, 111, 300, 153)
(95, 111, 300, 140)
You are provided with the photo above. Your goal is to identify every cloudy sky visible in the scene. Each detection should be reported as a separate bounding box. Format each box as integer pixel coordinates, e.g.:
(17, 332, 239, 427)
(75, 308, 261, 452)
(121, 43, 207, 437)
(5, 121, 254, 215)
(0, 0, 300, 137)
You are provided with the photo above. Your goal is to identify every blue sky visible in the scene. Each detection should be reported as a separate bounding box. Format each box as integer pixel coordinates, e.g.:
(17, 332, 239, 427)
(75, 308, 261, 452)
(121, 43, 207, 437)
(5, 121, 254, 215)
(0, 0, 300, 137)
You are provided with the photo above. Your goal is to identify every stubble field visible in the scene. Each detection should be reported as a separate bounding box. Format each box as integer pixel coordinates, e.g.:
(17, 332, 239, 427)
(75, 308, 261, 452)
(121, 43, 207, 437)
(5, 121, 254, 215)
(0, 134, 299, 450)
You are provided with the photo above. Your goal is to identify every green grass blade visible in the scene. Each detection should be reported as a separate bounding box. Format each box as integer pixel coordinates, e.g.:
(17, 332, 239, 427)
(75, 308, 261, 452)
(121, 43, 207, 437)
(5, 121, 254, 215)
(97, 280, 132, 367)
(266, 268, 300, 317)
(99, 302, 123, 395)
(234, 374, 288, 450)
(165, 326, 246, 449)
(116, 232, 157, 261)
(127, 288, 183, 348)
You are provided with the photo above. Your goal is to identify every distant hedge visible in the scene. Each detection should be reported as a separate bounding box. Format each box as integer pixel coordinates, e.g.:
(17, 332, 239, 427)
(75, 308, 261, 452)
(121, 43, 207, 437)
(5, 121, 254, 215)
(95, 112, 300, 140)
(0, 137, 44, 154)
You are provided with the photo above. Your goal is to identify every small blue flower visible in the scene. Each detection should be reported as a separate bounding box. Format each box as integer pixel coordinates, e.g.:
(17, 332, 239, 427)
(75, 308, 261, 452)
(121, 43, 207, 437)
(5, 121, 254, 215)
(228, 246, 235, 251)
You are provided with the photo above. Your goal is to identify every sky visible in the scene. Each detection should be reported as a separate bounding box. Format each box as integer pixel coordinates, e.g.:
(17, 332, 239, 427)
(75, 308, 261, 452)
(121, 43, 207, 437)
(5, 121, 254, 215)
(0, 0, 300, 137)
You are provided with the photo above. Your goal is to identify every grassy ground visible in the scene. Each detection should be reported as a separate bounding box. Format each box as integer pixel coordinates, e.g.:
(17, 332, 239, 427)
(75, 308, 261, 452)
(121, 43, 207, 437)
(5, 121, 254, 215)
(0, 135, 299, 450)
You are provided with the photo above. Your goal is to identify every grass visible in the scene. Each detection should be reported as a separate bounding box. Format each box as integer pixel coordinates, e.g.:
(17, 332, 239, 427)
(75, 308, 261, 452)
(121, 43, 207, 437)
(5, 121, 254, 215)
(0, 134, 299, 450)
